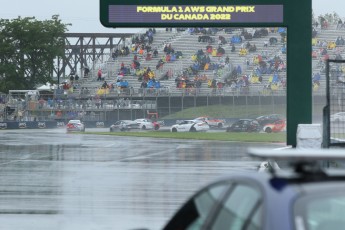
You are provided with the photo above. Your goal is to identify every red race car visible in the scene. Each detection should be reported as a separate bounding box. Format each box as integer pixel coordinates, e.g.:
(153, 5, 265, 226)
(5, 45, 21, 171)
(262, 119, 286, 133)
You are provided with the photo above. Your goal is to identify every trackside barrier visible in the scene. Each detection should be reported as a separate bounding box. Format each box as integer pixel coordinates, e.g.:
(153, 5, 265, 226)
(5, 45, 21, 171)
(0, 121, 113, 130)
(0, 119, 240, 130)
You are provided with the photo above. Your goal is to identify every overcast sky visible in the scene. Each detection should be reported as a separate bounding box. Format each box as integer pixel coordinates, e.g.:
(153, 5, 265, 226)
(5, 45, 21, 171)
(0, 0, 343, 33)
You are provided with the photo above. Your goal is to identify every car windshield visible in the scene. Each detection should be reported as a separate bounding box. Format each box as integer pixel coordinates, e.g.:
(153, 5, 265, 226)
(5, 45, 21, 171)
(294, 191, 345, 230)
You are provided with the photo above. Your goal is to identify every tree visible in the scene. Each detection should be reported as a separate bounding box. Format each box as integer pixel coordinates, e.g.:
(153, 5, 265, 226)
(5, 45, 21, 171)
(0, 15, 69, 93)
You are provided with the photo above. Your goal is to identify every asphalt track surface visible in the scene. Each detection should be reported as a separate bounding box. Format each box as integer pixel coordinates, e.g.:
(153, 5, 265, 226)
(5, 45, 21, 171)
(0, 128, 285, 230)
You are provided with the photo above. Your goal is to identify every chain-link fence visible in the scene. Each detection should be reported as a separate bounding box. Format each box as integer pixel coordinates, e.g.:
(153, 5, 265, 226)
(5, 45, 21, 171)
(324, 59, 345, 147)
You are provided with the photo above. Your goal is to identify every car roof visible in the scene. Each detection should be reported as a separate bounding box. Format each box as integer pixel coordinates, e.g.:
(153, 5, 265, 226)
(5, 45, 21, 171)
(256, 114, 283, 118)
(135, 118, 151, 121)
(120, 120, 136, 123)
(68, 120, 81, 123)
(248, 148, 345, 181)
(248, 148, 345, 161)
(209, 149, 345, 196)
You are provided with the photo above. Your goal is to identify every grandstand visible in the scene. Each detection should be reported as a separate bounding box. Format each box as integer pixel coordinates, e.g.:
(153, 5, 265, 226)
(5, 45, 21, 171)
(1, 18, 344, 122)
(72, 27, 287, 98)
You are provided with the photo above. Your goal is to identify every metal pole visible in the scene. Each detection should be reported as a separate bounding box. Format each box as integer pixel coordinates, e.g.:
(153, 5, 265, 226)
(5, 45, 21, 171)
(57, 56, 60, 88)
(169, 96, 171, 115)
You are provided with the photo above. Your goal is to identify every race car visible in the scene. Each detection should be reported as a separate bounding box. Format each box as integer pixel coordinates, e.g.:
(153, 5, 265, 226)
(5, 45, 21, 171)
(134, 118, 156, 130)
(193, 116, 225, 128)
(262, 119, 286, 133)
(171, 120, 209, 132)
(226, 119, 261, 132)
(66, 120, 85, 132)
(255, 114, 285, 126)
(109, 120, 139, 132)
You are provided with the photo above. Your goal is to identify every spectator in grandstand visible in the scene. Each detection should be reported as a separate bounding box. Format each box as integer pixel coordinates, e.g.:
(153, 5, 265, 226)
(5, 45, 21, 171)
(248, 44, 257, 52)
(145, 51, 152, 61)
(95, 96, 101, 109)
(117, 72, 124, 82)
(17, 110, 23, 121)
(155, 81, 161, 89)
(321, 48, 327, 56)
(47, 98, 53, 108)
(163, 43, 174, 54)
(205, 54, 211, 64)
(165, 53, 171, 62)
(97, 69, 102, 81)
(112, 49, 118, 60)
(272, 72, 280, 83)
(69, 73, 74, 83)
(231, 44, 236, 52)
(117, 80, 129, 89)
(84, 66, 89, 77)
(236, 65, 242, 75)
(101, 81, 109, 89)
(160, 71, 170, 80)
(312, 27, 317, 38)
(323, 53, 329, 62)
(138, 47, 145, 56)
(336, 37, 345, 46)
(319, 16, 328, 30)
(313, 72, 321, 85)
(140, 80, 147, 89)
(199, 35, 212, 43)
(206, 44, 213, 53)
(38, 98, 45, 109)
(269, 37, 278, 45)
(218, 35, 227, 45)
(132, 60, 141, 69)
(156, 59, 164, 70)
(217, 46, 225, 56)
(120, 46, 130, 56)
(153, 48, 158, 58)
(239, 48, 248, 56)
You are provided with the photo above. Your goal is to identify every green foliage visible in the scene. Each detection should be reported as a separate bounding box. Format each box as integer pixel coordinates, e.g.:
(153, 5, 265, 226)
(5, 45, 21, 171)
(162, 104, 287, 119)
(0, 16, 69, 93)
(85, 131, 287, 143)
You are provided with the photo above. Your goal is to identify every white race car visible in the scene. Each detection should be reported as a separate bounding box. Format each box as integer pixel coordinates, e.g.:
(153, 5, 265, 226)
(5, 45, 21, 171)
(171, 120, 209, 132)
(66, 120, 85, 132)
(193, 116, 225, 128)
(134, 118, 155, 130)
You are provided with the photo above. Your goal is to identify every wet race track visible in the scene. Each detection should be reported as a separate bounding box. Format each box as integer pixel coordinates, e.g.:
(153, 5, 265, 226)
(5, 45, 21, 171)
(0, 128, 285, 230)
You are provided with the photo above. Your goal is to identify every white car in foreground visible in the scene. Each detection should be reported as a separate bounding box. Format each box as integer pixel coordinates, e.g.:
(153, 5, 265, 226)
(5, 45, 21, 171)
(66, 120, 85, 132)
(171, 120, 209, 132)
(134, 118, 155, 130)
